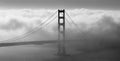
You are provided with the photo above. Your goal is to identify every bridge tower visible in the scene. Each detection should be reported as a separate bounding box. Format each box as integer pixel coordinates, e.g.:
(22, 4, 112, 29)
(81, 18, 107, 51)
(57, 9, 66, 55)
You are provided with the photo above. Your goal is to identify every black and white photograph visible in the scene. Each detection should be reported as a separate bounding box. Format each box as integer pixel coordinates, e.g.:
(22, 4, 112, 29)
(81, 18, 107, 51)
(0, 0, 120, 61)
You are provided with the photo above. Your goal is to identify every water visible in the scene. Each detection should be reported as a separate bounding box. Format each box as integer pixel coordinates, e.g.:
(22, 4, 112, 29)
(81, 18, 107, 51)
(0, 40, 119, 61)
(0, 42, 57, 61)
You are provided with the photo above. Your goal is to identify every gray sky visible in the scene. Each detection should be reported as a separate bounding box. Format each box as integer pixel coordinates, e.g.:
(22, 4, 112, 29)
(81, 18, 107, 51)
(0, 0, 120, 10)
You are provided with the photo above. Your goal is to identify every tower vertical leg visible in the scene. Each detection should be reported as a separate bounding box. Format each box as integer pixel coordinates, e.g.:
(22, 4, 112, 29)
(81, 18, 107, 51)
(57, 9, 66, 56)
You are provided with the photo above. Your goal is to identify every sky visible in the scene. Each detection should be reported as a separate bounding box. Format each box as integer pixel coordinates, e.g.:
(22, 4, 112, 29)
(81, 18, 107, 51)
(0, 0, 120, 9)
(0, 0, 120, 42)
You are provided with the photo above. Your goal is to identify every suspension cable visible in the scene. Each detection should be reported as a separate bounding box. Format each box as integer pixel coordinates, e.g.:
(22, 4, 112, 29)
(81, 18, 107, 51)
(65, 11, 80, 31)
(2, 11, 57, 42)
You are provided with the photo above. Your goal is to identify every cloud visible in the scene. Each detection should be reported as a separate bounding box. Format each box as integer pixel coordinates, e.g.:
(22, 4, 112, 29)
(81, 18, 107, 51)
(0, 18, 25, 30)
(0, 8, 120, 42)
(0, 9, 57, 42)
(62, 9, 120, 41)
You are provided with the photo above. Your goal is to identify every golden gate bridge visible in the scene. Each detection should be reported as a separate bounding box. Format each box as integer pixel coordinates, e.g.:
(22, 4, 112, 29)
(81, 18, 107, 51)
(1, 9, 80, 56)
